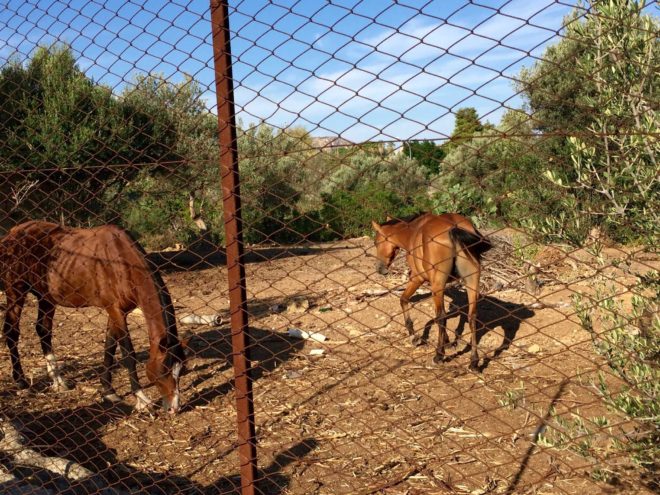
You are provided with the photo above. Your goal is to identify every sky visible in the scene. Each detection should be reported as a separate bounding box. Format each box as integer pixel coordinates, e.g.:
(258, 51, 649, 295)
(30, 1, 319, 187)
(0, 0, 589, 142)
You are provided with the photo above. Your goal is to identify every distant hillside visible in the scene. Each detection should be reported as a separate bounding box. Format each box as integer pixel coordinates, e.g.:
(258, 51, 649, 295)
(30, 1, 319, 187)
(311, 136, 353, 149)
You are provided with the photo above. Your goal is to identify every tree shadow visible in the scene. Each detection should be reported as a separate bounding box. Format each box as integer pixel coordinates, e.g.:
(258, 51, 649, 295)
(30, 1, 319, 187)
(505, 380, 568, 495)
(181, 324, 305, 410)
(0, 301, 313, 493)
(418, 287, 535, 370)
(148, 244, 345, 274)
(0, 400, 317, 494)
(48, 321, 305, 413)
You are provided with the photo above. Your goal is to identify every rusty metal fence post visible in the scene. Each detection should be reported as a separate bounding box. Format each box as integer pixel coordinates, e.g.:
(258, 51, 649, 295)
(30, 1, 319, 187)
(210, 1, 258, 493)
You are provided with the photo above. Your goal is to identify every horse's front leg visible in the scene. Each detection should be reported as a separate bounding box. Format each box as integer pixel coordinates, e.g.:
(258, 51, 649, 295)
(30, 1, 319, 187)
(101, 331, 120, 402)
(36, 299, 71, 392)
(400, 278, 423, 346)
(106, 308, 152, 411)
(426, 267, 451, 363)
(457, 257, 482, 371)
(118, 331, 152, 410)
(3, 288, 27, 389)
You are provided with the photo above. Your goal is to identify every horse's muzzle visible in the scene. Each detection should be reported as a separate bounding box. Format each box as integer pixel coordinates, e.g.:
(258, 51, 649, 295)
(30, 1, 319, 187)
(376, 260, 389, 276)
(163, 391, 180, 414)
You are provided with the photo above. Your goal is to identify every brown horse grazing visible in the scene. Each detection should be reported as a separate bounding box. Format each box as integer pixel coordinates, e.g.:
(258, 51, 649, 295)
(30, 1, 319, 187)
(372, 213, 492, 370)
(0, 221, 187, 413)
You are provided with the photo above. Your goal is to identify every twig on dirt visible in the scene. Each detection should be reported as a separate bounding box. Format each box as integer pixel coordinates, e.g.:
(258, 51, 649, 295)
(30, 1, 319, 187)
(0, 418, 95, 481)
(0, 464, 17, 484)
(360, 463, 425, 495)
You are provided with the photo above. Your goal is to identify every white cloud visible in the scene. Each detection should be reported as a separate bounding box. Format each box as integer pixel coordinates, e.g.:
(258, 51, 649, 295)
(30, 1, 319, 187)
(231, 2, 575, 140)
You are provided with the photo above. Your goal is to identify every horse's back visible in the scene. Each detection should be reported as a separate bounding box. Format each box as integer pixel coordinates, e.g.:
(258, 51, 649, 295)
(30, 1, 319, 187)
(417, 213, 477, 235)
(406, 213, 480, 280)
(1, 221, 147, 310)
(0, 221, 65, 286)
(410, 213, 477, 248)
(49, 224, 148, 309)
(2, 221, 64, 248)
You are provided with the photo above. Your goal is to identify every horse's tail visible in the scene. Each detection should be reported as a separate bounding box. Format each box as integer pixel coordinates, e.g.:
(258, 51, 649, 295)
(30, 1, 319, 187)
(450, 227, 492, 263)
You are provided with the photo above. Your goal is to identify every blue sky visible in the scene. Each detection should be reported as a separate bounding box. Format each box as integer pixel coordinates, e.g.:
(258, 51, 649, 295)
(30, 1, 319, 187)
(1, 0, 586, 142)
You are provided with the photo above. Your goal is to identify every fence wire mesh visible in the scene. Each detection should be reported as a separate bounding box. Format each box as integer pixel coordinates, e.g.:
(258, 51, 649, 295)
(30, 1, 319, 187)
(0, 1, 658, 494)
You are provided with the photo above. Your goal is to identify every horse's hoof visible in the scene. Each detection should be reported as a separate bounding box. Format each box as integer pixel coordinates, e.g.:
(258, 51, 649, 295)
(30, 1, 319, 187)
(469, 360, 481, 372)
(433, 354, 446, 364)
(15, 378, 29, 390)
(103, 393, 122, 403)
(134, 390, 154, 412)
(52, 378, 73, 392)
(411, 335, 426, 347)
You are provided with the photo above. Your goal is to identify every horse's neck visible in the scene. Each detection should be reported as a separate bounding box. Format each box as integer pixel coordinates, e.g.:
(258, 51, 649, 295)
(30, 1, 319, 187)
(135, 275, 175, 345)
(391, 223, 416, 251)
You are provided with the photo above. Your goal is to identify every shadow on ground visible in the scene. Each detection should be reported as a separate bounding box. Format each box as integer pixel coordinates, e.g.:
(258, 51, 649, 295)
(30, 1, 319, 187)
(0, 321, 313, 494)
(1, 401, 317, 494)
(416, 287, 535, 370)
(0, 287, 314, 494)
(148, 243, 346, 273)
(181, 323, 305, 410)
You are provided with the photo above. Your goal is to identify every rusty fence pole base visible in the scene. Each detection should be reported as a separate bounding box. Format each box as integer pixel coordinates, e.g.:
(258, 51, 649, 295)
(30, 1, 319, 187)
(209, 1, 258, 493)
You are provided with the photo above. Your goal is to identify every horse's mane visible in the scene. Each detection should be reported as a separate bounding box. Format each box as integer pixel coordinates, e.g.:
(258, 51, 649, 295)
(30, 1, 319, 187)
(122, 229, 180, 346)
(381, 212, 428, 226)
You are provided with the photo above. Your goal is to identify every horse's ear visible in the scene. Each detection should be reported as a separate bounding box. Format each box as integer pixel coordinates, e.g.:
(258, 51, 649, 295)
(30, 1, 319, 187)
(371, 220, 384, 236)
(385, 215, 392, 221)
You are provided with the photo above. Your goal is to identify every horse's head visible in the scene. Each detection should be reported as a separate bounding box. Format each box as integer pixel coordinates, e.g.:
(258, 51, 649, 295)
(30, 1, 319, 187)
(372, 220, 399, 275)
(146, 336, 188, 414)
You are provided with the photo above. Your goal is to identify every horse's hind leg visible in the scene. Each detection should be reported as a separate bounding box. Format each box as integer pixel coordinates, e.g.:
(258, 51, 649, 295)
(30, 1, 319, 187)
(36, 299, 70, 391)
(400, 278, 423, 346)
(457, 256, 481, 371)
(3, 288, 27, 389)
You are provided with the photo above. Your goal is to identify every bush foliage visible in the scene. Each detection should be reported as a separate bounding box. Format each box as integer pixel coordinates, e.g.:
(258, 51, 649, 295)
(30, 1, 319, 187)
(0, 5, 656, 477)
(0, 2, 656, 250)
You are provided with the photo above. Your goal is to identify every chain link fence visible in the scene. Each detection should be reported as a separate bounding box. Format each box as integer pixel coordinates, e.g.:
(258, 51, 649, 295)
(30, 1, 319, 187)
(0, 1, 658, 494)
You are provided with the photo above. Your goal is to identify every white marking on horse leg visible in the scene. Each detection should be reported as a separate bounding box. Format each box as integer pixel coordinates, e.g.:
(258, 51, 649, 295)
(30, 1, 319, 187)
(172, 362, 182, 381)
(134, 389, 153, 411)
(45, 353, 58, 375)
(104, 393, 122, 403)
(168, 362, 183, 413)
(45, 353, 70, 392)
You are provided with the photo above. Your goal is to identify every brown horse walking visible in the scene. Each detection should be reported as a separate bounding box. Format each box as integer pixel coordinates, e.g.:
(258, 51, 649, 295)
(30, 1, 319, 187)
(0, 221, 187, 413)
(372, 213, 492, 370)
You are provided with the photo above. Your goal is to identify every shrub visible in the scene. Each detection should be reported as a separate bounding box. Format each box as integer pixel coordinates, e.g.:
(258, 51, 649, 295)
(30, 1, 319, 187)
(571, 271, 659, 472)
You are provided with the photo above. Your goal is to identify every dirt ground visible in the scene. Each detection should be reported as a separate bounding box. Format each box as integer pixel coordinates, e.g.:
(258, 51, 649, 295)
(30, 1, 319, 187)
(0, 231, 658, 494)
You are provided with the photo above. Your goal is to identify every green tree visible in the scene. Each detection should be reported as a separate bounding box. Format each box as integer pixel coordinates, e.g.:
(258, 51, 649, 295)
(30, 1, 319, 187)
(118, 74, 222, 247)
(517, 8, 595, 134)
(0, 46, 178, 228)
(542, 0, 659, 243)
(317, 148, 431, 238)
(429, 107, 585, 240)
(322, 149, 427, 199)
(448, 107, 484, 148)
(237, 123, 321, 243)
(402, 140, 446, 176)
